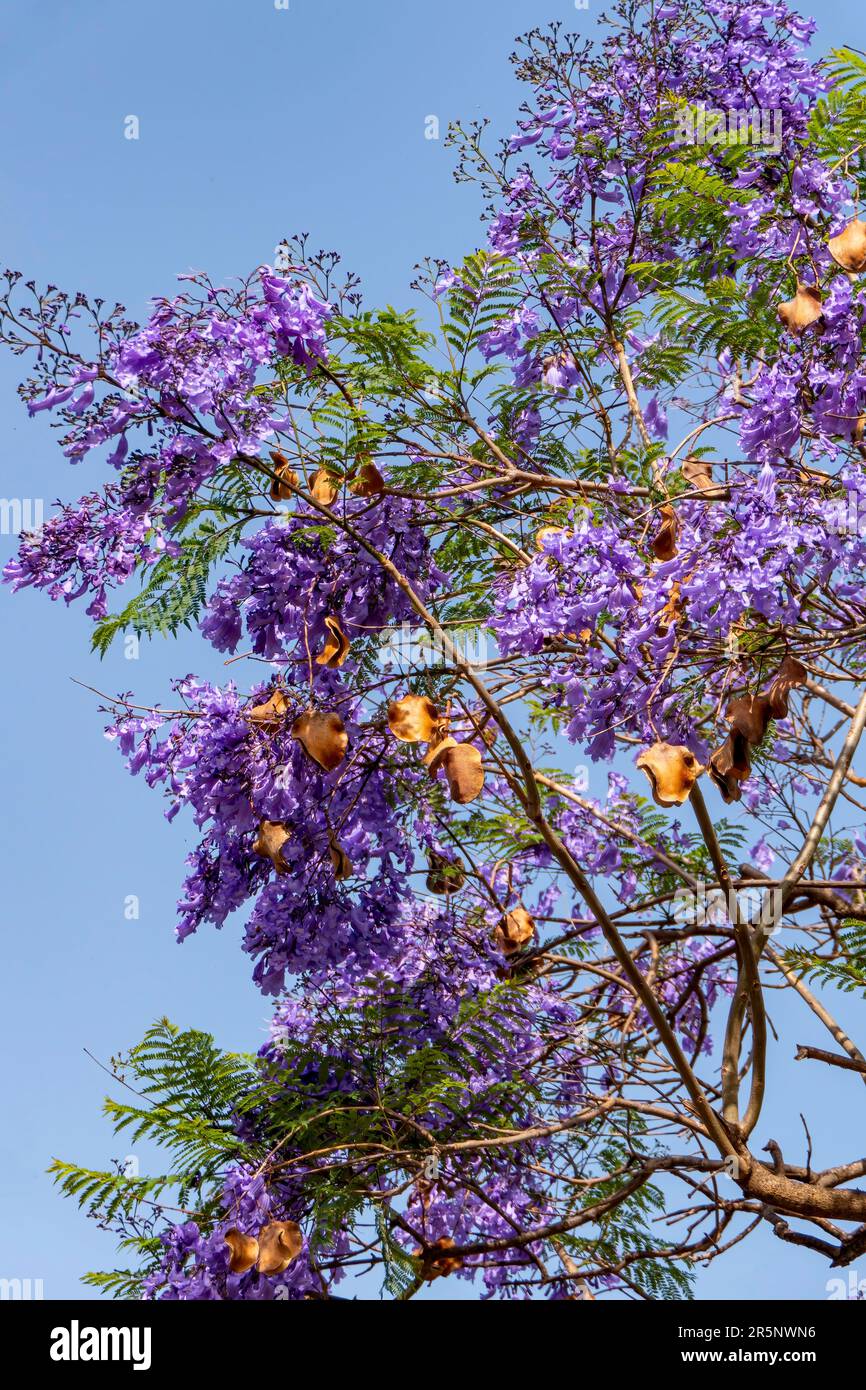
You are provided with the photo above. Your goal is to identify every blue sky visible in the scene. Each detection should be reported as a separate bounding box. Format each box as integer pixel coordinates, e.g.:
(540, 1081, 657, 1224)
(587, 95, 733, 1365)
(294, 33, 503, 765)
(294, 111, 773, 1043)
(0, 0, 863, 1301)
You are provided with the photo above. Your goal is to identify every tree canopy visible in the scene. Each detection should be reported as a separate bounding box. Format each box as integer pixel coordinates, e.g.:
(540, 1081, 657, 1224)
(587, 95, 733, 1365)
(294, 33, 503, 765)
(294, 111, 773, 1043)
(5, 0, 866, 1300)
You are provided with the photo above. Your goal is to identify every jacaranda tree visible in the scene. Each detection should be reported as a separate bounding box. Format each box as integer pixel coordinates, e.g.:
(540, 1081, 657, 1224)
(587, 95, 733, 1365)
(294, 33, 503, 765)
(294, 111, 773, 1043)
(5, 0, 866, 1300)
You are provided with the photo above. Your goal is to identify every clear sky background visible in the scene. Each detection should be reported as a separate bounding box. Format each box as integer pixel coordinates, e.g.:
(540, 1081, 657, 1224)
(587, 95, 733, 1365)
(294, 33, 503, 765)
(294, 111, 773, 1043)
(1, 0, 864, 1302)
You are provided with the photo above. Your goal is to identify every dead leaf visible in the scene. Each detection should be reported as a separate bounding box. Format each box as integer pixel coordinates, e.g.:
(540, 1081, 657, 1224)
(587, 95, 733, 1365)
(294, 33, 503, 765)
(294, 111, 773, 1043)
(636, 743, 703, 807)
(328, 834, 352, 880)
(494, 905, 536, 955)
(309, 468, 339, 506)
(256, 1220, 303, 1276)
(651, 505, 678, 561)
(248, 688, 290, 734)
(777, 282, 823, 332)
(316, 614, 351, 668)
(426, 852, 466, 895)
(292, 710, 348, 771)
(828, 218, 866, 274)
(269, 450, 299, 501)
(388, 695, 442, 743)
(224, 1228, 259, 1275)
(253, 820, 291, 875)
(428, 741, 485, 804)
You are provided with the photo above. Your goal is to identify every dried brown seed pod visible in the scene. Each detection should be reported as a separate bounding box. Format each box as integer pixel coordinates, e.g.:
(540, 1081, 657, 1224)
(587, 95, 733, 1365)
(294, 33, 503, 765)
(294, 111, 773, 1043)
(425, 852, 466, 895)
(268, 450, 299, 501)
(777, 282, 823, 332)
(291, 710, 348, 771)
(388, 695, 442, 743)
(417, 1236, 463, 1281)
(349, 457, 385, 497)
(651, 504, 679, 561)
(828, 218, 866, 274)
(707, 731, 752, 803)
(681, 456, 729, 500)
(636, 742, 703, 807)
(328, 834, 352, 880)
(657, 580, 683, 635)
(248, 688, 290, 734)
(315, 614, 351, 668)
(493, 905, 536, 956)
(727, 694, 774, 746)
(309, 468, 340, 506)
(224, 1228, 259, 1275)
(423, 733, 458, 767)
(253, 820, 291, 875)
(428, 741, 485, 804)
(766, 655, 807, 719)
(256, 1220, 303, 1276)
